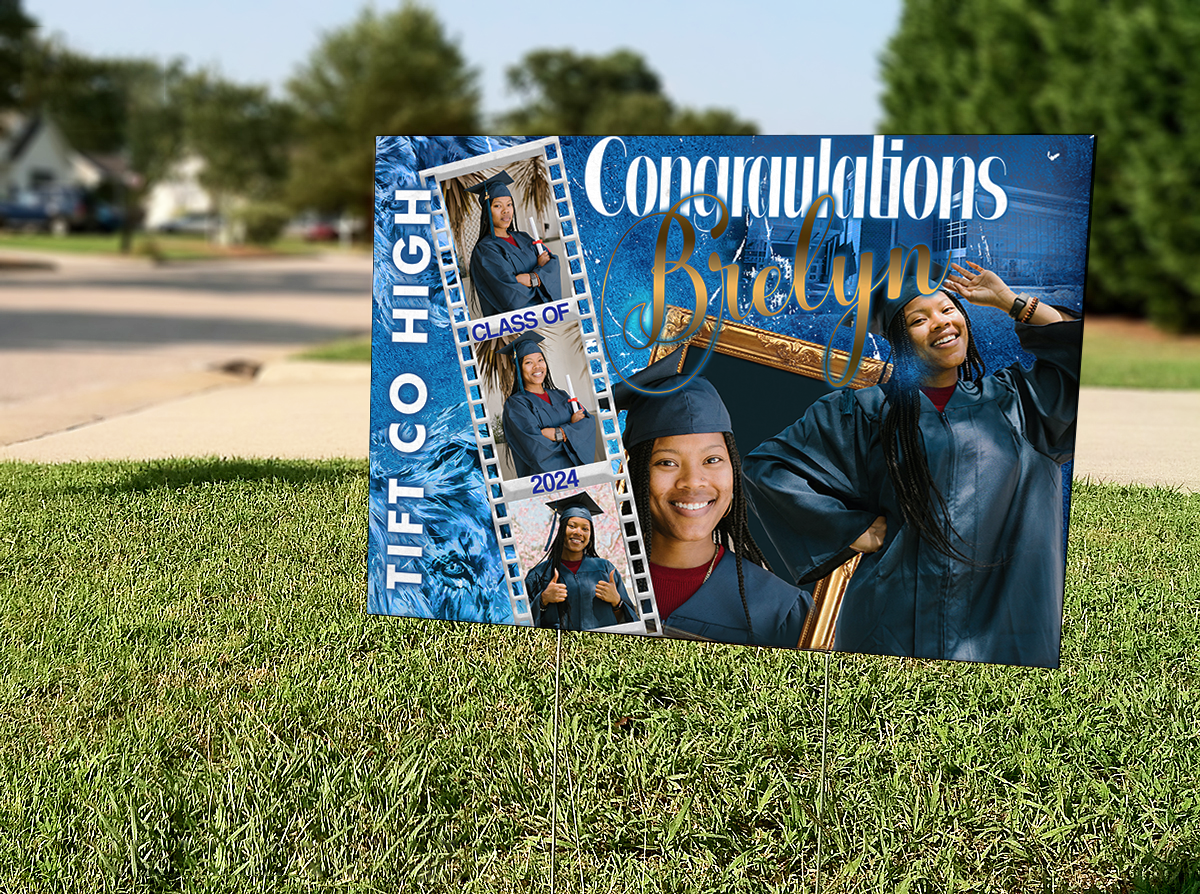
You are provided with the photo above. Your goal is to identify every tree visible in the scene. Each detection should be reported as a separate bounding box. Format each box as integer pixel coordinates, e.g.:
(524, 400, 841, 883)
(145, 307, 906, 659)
(878, 0, 1200, 331)
(500, 48, 755, 136)
(287, 2, 480, 220)
(180, 72, 293, 201)
(21, 40, 170, 157)
(0, 0, 35, 115)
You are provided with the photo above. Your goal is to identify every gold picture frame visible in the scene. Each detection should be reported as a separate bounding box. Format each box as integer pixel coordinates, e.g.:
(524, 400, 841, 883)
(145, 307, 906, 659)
(647, 307, 889, 650)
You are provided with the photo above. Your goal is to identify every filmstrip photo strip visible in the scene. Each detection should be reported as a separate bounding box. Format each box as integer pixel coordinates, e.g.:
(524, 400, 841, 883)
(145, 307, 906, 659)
(420, 138, 660, 633)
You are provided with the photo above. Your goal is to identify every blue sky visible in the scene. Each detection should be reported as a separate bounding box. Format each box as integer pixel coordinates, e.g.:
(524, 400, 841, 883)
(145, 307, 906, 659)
(24, 0, 903, 134)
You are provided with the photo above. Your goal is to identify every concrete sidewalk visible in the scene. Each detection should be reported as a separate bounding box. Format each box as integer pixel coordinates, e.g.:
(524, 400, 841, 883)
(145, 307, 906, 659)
(1074, 387, 1200, 492)
(1, 367, 1197, 493)
(0, 360, 370, 462)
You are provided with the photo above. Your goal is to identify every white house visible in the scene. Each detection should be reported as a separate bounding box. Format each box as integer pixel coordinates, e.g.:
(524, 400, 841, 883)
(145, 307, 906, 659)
(0, 113, 77, 201)
(143, 154, 213, 229)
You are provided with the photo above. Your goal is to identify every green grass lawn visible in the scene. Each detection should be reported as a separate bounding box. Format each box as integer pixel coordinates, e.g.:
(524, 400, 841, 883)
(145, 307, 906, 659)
(1081, 322, 1200, 389)
(293, 336, 371, 363)
(1, 460, 1198, 893)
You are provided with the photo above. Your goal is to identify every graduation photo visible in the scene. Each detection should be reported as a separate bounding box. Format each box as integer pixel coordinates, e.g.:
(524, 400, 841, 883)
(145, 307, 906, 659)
(477, 327, 603, 482)
(613, 348, 813, 649)
(508, 486, 644, 635)
(435, 155, 568, 322)
(742, 259, 1083, 668)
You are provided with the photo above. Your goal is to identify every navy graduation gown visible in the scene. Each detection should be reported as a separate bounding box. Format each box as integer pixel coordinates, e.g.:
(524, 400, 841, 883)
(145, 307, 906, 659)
(469, 232, 563, 318)
(503, 389, 598, 478)
(742, 317, 1082, 667)
(527, 556, 636, 631)
(662, 551, 811, 649)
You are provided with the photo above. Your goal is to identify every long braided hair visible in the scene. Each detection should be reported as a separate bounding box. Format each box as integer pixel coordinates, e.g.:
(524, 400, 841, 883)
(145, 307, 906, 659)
(627, 432, 770, 645)
(534, 516, 599, 628)
(880, 289, 987, 563)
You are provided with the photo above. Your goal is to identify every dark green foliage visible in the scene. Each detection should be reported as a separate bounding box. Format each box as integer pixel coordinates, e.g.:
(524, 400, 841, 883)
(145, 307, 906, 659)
(179, 72, 294, 207)
(233, 201, 292, 245)
(0, 460, 1198, 891)
(501, 48, 756, 136)
(879, 0, 1200, 331)
(286, 2, 480, 219)
(0, 0, 34, 113)
(19, 42, 167, 156)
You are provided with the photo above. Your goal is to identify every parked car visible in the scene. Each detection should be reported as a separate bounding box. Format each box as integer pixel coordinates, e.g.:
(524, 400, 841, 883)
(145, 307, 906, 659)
(152, 212, 221, 236)
(303, 220, 339, 242)
(0, 198, 50, 232)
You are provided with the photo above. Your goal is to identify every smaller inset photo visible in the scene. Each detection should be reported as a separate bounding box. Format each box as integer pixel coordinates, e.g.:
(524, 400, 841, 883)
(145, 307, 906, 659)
(477, 326, 604, 483)
(443, 163, 569, 322)
(509, 485, 645, 634)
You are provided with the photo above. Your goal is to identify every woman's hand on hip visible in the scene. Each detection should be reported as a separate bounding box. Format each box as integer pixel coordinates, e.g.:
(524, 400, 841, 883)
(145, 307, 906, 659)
(851, 516, 887, 554)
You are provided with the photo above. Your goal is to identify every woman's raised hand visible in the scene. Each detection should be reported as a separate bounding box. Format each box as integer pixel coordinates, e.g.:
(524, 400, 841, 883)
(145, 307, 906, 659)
(944, 261, 1011, 308)
(569, 408, 586, 424)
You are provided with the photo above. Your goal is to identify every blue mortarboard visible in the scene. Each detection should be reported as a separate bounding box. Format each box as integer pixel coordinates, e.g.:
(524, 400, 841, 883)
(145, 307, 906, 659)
(612, 347, 732, 448)
(548, 492, 604, 523)
(543, 492, 604, 550)
(466, 172, 515, 236)
(466, 171, 514, 205)
(497, 332, 546, 393)
(869, 253, 949, 336)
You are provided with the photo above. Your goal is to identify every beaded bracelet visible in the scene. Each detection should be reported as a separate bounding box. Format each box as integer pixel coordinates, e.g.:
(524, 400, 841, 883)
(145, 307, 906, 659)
(1019, 296, 1040, 323)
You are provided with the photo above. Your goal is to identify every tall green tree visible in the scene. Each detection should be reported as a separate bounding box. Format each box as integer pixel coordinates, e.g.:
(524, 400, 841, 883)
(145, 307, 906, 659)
(180, 72, 293, 203)
(878, 0, 1200, 331)
(0, 0, 35, 116)
(287, 1, 479, 219)
(21, 40, 169, 156)
(501, 48, 755, 136)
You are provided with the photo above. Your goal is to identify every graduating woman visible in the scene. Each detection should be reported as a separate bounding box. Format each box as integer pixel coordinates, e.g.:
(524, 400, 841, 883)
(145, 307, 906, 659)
(499, 332, 598, 479)
(614, 351, 811, 648)
(743, 261, 1082, 667)
(467, 172, 563, 319)
(526, 493, 637, 631)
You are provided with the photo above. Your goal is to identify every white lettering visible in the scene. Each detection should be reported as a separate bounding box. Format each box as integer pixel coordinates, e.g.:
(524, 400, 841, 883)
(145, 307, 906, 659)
(393, 235, 431, 274)
(977, 156, 1009, 220)
(391, 308, 429, 344)
(389, 373, 427, 414)
(393, 190, 431, 225)
(584, 137, 627, 217)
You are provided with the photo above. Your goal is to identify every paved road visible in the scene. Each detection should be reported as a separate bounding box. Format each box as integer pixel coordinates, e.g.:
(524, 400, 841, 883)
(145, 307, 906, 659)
(1, 251, 370, 446)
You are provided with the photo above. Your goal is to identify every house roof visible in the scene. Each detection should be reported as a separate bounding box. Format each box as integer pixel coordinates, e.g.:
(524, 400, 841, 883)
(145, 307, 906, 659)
(4, 113, 43, 163)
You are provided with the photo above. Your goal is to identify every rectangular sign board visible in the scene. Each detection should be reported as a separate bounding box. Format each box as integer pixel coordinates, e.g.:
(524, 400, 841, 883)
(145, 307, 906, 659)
(370, 134, 1094, 668)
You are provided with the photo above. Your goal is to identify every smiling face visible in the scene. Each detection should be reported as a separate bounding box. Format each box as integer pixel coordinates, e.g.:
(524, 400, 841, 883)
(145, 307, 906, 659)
(519, 351, 547, 393)
(903, 290, 969, 387)
(561, 516, 592, 561)
(647, 432, 733, 568)
(489, 195, 514, 235)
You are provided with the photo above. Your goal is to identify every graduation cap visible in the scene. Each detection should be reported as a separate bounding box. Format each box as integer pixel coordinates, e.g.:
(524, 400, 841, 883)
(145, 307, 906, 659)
(543, 492, 604, 550)
(548, 492, 604, 524)
(612, 347, 732, 448)
(466, 172, 515, 235)
(497, 332, 546, 393)
(868, 253, 950, 336)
